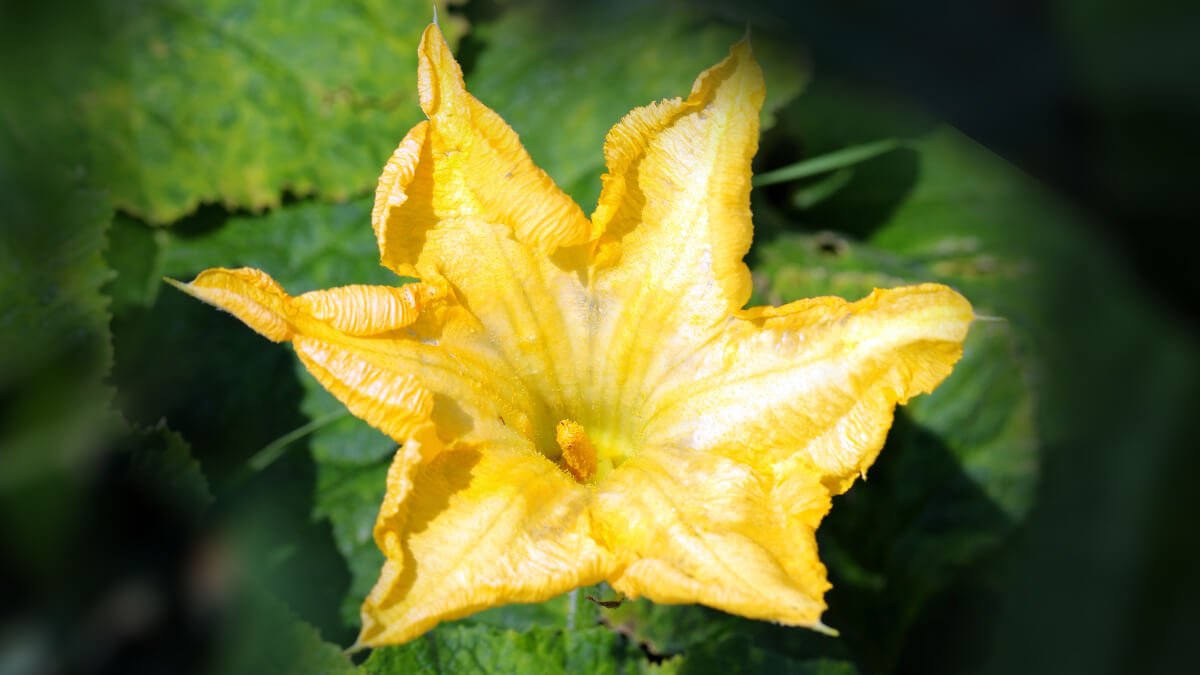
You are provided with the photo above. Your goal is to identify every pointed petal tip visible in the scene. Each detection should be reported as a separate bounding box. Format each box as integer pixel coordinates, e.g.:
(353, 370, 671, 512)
(730, 28, 758, 64)
(421, 18, 445, 44)
(812, 619, 839, 637)
(417, 20, 463, 116)
(687, 30, 765, 110)
(344, 637, 368, 656)
(162, 276, 190, 294)
(168, 267, 295, 343)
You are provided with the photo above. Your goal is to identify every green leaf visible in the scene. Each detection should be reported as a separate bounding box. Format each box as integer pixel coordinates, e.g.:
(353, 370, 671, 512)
(214, 586, 355, 675)
(314, 459, 388, 627)
(82, 0, 465, 224)
(599, 598, 851, 666)
(0, 6, 118, 490)
(470, 1, 808, 209)
(601, 599, 728, 657)
(0, 138, 112, 393)
(126, 422, 214, 519)
(105, 214, 166, 313)
(163, 196, 395, 290)
(467, 587, 604, 633)
(359, 625, 653, 675)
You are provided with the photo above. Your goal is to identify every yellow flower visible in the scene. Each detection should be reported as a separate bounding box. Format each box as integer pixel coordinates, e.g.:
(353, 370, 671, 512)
(173, 24, 973, 646)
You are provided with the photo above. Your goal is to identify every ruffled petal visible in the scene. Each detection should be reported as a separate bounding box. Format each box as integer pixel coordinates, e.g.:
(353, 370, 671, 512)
(374, 26, 591, 271)
(358, 439, 614, 646)
(585, 40, 765, 439)
(593, 446, 831, 628)
(172, 268, 532, 448)
(371, 25, 595, 453)
(644, 284, 974, 493)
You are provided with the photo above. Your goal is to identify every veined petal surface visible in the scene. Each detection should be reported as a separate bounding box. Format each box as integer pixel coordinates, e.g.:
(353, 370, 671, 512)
(594, 446, 832, 629)
(645, 284, 975, 493)
(586, 40, 765, 444)
(173, 267, 529, 450)
(372, 25, 596, 457)
(360, 439, 614, 646)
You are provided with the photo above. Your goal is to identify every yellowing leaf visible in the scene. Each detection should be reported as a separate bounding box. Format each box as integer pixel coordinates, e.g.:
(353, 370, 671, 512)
(83, 0, 466, 224)
(175, 24, 973, 646)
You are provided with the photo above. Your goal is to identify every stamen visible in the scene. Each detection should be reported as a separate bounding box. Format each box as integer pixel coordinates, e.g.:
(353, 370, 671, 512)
(556, 419, 596, 482)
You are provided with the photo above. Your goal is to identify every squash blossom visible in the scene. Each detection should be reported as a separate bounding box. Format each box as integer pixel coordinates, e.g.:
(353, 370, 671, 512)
(173, 24, 973, 646)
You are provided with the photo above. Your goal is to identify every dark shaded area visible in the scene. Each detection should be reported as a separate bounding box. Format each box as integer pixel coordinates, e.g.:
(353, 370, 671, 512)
(2, 265, 357, 673)
(0, 434, 213, 675)
(817, 414, 1014, 675)
(729, 2, 1200, 670)
(715, 0, 1200, 327)
(109, 267, 356, 643)
(110, 289, 305, 483)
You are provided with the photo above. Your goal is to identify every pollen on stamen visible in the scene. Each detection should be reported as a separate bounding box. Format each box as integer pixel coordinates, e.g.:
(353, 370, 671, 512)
(556, 419, 597, 483)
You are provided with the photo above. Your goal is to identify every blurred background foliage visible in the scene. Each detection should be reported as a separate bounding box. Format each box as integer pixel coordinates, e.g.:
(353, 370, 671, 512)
(1, 0, 1197, 673)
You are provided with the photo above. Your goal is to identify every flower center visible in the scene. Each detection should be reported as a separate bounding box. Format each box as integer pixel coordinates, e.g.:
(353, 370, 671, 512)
(553, 418, 628, 483)
(555, 419, 595, 482)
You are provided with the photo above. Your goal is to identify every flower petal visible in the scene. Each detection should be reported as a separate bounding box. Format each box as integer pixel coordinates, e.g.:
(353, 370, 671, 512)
(374, 25, 591, 268)
(644, 284, 974, 493)
(371, 25, 596, 453)
(586, 40, 765, 436)
(358, 440, 614, 646)
(594, 446, 831, 628)
(173, 268, 532, 448)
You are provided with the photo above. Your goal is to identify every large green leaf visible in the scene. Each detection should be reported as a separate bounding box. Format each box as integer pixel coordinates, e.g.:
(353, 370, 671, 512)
(359, 625, 652, 675)
(83, 0, 464, 224)
(0, 2, 117, 491)
(469, 0, 808, 209)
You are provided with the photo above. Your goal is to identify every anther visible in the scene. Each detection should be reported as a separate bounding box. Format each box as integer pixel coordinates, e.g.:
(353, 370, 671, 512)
(556, 419, 596, 482)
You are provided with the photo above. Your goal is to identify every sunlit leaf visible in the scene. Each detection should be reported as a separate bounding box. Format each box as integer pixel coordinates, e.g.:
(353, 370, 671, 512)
(82, 0, 465, 223)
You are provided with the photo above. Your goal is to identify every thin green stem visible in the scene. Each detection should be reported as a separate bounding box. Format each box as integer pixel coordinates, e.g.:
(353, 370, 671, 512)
(566, 588, 579, 630)
(247, 409, 348, 472)
(753, 138, 905, 187)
